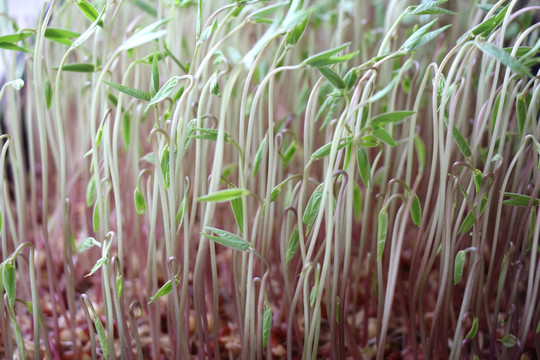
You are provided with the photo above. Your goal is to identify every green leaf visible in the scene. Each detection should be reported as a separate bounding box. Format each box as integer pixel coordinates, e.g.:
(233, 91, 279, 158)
(2, 263, 16, 309)
(470, 5, 508, 37)
(459, 196, 488, 234)
(356, 148, 372, 190)
(372, 127, 398, 147)
(466, 317, 479, 339)
(353, 183, 362, 221)
(311, 137, 352, 160)
(286, 227, 300, 266)
(303, 184, 324, 233)
(517, 96, 527, 137)
(94, 315, 108, 359)
(197, 188, 250, 202)
(377, 211, 388, 261)
(78, 237, 100, 252)
(148, 277, 180, 304)
(262, 305, 272, 348)
(452, 125, 471, 158)
(503, 193, 540, 206)
(304, 42, 355, 67)
(104, 81, 151, 101)
(92, 203, 100, 232)
(44, 28, 81, 45)
(281, 141, 297, 166)
(230, 195, 244, 233)
(134, 0, 158, 17)
(134, 187, 146, 215)
(475, 41, 533, 78)
(473, 169, 483, 194)
(116, 272, 122, 298)
(401, 19, 451, 53)
(209, 72, 221, 97)
(122, 112, 131, 147)
(498, 334, 516, 348)
(75, 0, 104, 27)
(199, 19, 217, 43)
(86, 257, 107, 278)
(196, 0, 202, 39)
(0, 42, 32, 53)
(160, 147, 170, 190)
(309, 265, 320, 307)
(54, 63, 95, 72)
(71, 9, 104, 48)
(370, 111, 415, 127)
(285, 11, 310, 45)
(407, 0, 454, 15)
(44, 78, 52, 109)
(252, 138, 266, 177)
(410, 194, 421, 226)
(203, 227, 250, 251)
(146, 76, 181, 110)
(318, 66, 346, 89)
(151, 50, 160, 96)
(454, 250, 465, 285)
(0, 32, 33, 43)
(118, 18, 168, 52)
(415, 136, 426, 172)
(175, 197, 187, 234)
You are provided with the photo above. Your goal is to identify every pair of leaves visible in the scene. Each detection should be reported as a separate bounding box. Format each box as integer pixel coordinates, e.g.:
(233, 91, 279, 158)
(202, 227, 251, 251)
(370, 111, 415, 147)
(401, 19, 452, 53)
(0, 31, 33, 54)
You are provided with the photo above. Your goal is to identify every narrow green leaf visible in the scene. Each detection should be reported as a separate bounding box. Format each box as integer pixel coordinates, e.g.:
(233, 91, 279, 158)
(116, 273, 123, 298)
(471, 5, 508, 37)
(2, 263, 16, 309)
(415, 136, 426, 172)
(175, 197, 187, 234)
(146, 76, 180, 110)
(307, 51, 359, 67)
(454, 250, 465, 285)
(247, 2, 287, 23)
(401, 19, 437, 51)
(148, 278, 177, 304)
(473, 169, 483, 194)
(86, 257, 107, 278)
(476, 41, 533, 78)
(452, 125, 471, 158)
(498, 334, 517, 348)
(286, 227, 300, 266)
(281, 141, 298, 166)
(209, 72, 221, 97)
(344, 68, 358, 89)
(94, 315, 108, 359)
(203, 227, 250, 251)
(75, 0, 104, 27)
(356, 147, 372, 190)
(104, 81, 151, 101)
(44, 78, 52, 109)
(54, 63, 95, 72)
(410, 194, 421, 226)
(118, 19, 168, 52)
(45, 28, 81, 45)
(134, 187, 146, 215)
(230, 195, 244, 232)
(0, 32, 33, 43)
(252, 138, 266, 177)
(466, 317, 479, 339)
(160, 147, 170, 190)
(517, 96, 527, 137)
(93, 203, 100, 232)
(122, 112, 131, 147)
(372, 127, 398, 147)
(133, 0, 158, 17)
(503, 192, 540, 206)
(262, 305, 272, 348)
(285, 11, 310, 45)
(370, 111, 415, 127)
(199, 19, 218, 43)
(304, 42, 351, 66)
(309, 265, 320, 307)
(318, 66, 346, 89)
(303, 184, 324, 233)
(347, 182, 360, 222)
(151, 50, 160, 96)
(311, 137, 352, 160)
(377, 211, 388, 261)
(0, 42, 32, 53)
(196, 0, 202, 39)
(407, 0, 454, 15)
(78, 237, 100, 252)
(197, 188, 250, 202)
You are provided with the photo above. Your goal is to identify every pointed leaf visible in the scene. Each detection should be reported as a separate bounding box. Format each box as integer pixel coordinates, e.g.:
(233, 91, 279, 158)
(252, 138, 266, 177)
(357, 148, 372, 190)
(286, 227, 300, 266)
(476, 41, 533, 78)
(311, 137, 352, 160)
(197, 188, 250, 202)
(203, 227, 250, 251)
(85, 257, 107, 278)
(410, 193, 422, 226)
(373, 127, 398, 146)
(454, 250, 465, 285)
(0, 32, 33, 43)
(78, 237, 101, 252)
(134, 187, 146, 215)
(0, 42, 32, 53)
(408, 0, 455, 15)
(54, 63, 96, 72)
(377, 211, 388, 261)
(230, 195, 244, 232)
(452, 125, 471, 158)
(118, 19, 168, 52)
(2, 263, 16, 309)
(303, 184, 324, 233)
(93, 315, 108, 359)
(104, 81, 151, 101)
(370, 111, 415, 127)
(318, 66, 346, 89)
(498, 334, 517, 348)
(517, 96, 527, 137)
(75, 0, 104, 27)
(466, 317, 479, 339)
(146, 76, 180, 110)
